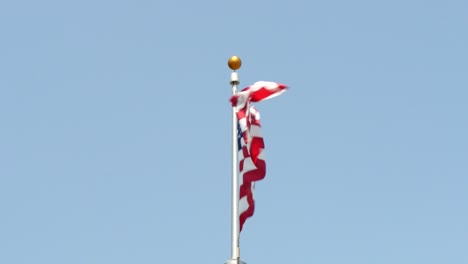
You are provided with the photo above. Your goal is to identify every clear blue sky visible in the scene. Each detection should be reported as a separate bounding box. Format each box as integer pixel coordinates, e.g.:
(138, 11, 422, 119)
(1, 0, 467, 263)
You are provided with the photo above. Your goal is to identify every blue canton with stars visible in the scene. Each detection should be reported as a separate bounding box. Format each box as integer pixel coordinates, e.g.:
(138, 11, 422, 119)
(237, 123, 242, 151)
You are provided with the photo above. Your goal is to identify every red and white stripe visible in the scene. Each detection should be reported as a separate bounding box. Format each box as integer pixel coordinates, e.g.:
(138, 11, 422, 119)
(230, 81, 287, 232)
(238, 106, 265, 232)
(231, 81, 287, 145)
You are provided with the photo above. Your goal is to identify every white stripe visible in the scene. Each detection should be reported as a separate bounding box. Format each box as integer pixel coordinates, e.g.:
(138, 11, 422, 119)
(250, 107, 261, 120)
(234, 92, 249, 112)
(240, 157, 256, 173)
(250, 182, 255, 200)
(239, 152, 266, 174)
(238, 150, 245, 161)
(249, 125, 263, 138)
(260, 89, 286, 101)
(239, 196, 249, 214)
(238, 117, 247, 132)
(257, 151, 265, 161)
(250, 81, 280, 91)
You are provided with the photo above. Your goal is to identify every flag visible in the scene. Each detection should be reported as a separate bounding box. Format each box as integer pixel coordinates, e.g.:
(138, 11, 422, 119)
(230, 81, 287, 232)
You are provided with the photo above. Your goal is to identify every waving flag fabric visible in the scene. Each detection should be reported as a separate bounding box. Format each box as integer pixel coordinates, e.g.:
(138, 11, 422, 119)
(230, 81, 287, 232)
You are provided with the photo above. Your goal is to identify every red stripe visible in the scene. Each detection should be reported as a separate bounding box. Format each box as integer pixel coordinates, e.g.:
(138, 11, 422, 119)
(239, 183, 255, 231)
(250, 84, 287, 102)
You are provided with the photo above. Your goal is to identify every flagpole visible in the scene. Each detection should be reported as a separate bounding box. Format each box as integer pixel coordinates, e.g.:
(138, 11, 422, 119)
(226, 56, 246, 264)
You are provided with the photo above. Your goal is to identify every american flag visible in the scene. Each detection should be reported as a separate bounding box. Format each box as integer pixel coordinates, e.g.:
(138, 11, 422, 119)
(230, 81, 287, 232)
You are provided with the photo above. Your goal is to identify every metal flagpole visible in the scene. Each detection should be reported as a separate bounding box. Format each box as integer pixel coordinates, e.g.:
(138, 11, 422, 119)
(225, 56, 246, 264)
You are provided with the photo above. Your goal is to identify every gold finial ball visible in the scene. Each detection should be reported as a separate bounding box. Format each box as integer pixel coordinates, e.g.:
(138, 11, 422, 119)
(228, 56, 242, 71)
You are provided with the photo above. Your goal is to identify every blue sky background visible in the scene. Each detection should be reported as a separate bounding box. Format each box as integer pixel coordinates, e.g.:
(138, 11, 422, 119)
(1, 0, 467, 263)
